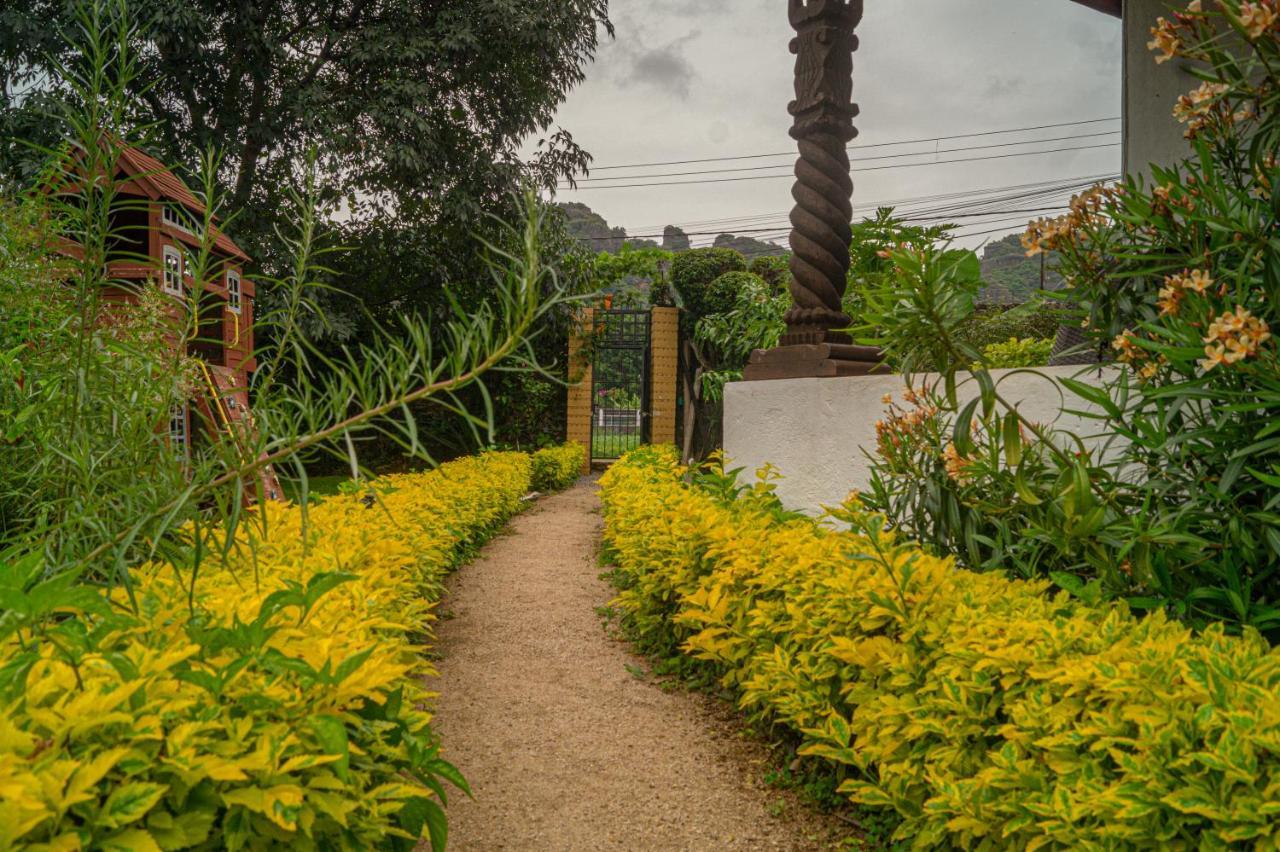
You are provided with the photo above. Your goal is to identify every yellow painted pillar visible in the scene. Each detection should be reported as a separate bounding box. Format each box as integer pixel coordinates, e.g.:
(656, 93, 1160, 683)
(566, 308, 594, 474)
(649, 307, 680, 448)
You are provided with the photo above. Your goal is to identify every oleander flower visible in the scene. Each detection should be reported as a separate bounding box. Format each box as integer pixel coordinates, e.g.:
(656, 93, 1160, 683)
(1112, 330, 1147, 364)
(943, 442, 973, 484)
(1158, 281, 1185, 316)
(1199, 305, 1271, 370)
(1022, 185, 1114, 256)
(1239, 1, 1278, 39)
(1148, 16, 1182, 62)
(1174, 81, 1230, 136)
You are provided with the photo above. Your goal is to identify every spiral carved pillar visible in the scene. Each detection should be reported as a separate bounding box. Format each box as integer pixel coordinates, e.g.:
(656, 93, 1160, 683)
(744, 0, 883, 379)
(784, 131, 855, 344)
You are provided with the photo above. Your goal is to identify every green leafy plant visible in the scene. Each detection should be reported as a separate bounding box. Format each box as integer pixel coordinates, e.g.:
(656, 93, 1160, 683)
(693, 274, 788, 402)
(851, 2, 1280, 632)
(973, 336, 1054, 369)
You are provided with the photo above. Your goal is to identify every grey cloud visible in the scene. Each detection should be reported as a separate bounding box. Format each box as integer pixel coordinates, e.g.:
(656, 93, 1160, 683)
(612, 28, 700, 99)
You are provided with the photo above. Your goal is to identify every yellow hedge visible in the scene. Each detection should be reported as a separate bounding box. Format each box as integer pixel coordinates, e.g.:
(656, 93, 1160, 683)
(530, 442, 586, 493)
(0, 450, 533, 851)
(600, 446, 1280, 849)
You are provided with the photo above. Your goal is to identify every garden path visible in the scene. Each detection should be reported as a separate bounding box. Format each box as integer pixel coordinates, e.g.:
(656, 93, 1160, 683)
(428, 477, 845, 851)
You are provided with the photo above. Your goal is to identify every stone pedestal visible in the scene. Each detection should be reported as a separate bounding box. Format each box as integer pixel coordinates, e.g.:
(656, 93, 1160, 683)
(743, 343, 884, 381)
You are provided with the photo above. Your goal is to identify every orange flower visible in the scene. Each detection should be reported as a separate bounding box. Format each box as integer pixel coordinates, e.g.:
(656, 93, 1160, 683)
(1148, 16, 1182, 62)
(1112, 330, 1146, 364)
(1158, 281, 1184, 316)
(943, 442, 973, 483)
(1199, 305, 1271, 370)
(1239, 2, 1278, 39)
(1185, 269, 1213, 294)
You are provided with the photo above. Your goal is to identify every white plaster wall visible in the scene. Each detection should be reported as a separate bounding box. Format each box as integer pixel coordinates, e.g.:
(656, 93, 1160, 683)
(722, 366, 1117, 514)
(1124, 0, 1199, 177)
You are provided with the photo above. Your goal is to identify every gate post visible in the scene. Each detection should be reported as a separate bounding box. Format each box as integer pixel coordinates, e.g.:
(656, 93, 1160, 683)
(649, 306, 679, 447)
(566, 308, 594, 474)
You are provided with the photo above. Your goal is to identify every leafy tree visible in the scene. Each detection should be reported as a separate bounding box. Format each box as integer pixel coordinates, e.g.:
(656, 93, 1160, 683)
(0, 0, 611, 266)
(2, 0, 612, 463)
(592, 243, 674, 308)
(694, 273, 787, 401)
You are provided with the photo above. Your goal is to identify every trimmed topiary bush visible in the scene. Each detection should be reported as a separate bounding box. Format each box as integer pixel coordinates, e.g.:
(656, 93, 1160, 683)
(670, 247, 746, 320)
(703, 271, 767, 320)
(749, 255, 791, 293)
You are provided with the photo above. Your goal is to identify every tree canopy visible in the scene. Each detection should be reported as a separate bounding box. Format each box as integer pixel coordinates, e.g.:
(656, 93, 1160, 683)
(1, 0, 611, 254)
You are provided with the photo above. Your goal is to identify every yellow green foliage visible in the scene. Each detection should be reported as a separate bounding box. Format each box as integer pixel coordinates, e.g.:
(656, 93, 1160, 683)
(973, 336, 1054, 369)
(530, 442, 586, 493)
(0, 450, 534, 850)
(600, 447, 1280, 849)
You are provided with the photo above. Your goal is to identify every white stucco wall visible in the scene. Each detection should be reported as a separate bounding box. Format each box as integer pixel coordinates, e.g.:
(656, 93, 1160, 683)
(722, 366, 1116, 514)
(1124, 0, 1199, 177)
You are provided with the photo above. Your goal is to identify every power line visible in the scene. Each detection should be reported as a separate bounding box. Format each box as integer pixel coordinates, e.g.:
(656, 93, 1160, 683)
(571, 206, 1081, 242)
(620, 173, 1116, 232)
(563, 143, 1120, 191)
(591, 174, 1119, 249)
(567, 130, 1119, 184)
(584, 116, 1122, 171)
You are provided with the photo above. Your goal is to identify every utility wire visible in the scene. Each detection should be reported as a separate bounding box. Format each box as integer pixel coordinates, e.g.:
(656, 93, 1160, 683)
(564, 143, 1120, 191)
(571, 207, 1079, 242)
(620, 173, 1116, 232)
(598, 177, 1120, 248)
(567, 130, 1119, 184)
(584, 116, 1121, 171)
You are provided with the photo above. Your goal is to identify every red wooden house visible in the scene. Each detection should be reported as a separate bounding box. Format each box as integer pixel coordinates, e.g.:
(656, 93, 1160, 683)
(103, 146, 283, 501)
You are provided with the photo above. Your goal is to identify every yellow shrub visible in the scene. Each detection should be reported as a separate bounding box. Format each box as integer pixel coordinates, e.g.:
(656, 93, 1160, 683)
(0, 451, 532, 850)
(601, 447, 1280, 848)
(530, 442, 586, 493)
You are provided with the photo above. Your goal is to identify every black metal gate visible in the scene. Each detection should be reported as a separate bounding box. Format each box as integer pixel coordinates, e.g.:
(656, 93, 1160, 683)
(591, 309, 650, 460)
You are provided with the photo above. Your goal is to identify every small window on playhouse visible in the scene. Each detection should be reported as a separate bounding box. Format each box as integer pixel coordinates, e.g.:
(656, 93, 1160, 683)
(227, 270, 241, 313)
(162, 245, 183, 296)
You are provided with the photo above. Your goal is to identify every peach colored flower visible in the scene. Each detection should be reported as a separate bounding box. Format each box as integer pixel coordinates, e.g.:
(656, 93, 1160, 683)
(1112, 330, 1147, 364)
(943, 442, 973, 483)
(1148, 17, 1182, 62)
(1158, 282, 1184, 316)
(1239, 2, 1278, 39)
(1200, 305, 1271, 370)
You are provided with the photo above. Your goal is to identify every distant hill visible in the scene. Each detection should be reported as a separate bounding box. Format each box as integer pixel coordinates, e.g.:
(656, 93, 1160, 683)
(558, 202, 657, 253)
(663, 225, 690, 252)
(712, 232, 787, 260)
(977, 232, 1062, 304)
(557, 202, 786, 259)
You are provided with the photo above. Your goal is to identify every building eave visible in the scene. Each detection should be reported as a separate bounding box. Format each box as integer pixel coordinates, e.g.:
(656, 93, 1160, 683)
(1069, 0, 1122, 17)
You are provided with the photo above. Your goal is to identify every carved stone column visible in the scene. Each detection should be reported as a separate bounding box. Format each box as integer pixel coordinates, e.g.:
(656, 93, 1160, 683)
(743, 0, 883, 380)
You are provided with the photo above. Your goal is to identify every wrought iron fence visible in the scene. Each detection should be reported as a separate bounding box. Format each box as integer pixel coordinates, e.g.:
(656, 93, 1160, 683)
(591, 309, 650, 460)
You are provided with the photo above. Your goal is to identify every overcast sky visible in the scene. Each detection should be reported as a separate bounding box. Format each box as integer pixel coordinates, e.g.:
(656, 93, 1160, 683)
(536, 0, 1123, 249)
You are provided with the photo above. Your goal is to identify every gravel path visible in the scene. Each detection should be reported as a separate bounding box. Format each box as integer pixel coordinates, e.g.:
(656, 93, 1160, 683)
(429, 477, 846, 851)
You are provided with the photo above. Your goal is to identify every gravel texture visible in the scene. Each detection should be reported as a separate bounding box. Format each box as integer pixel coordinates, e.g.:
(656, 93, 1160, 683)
(428, 477, 847, 851)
